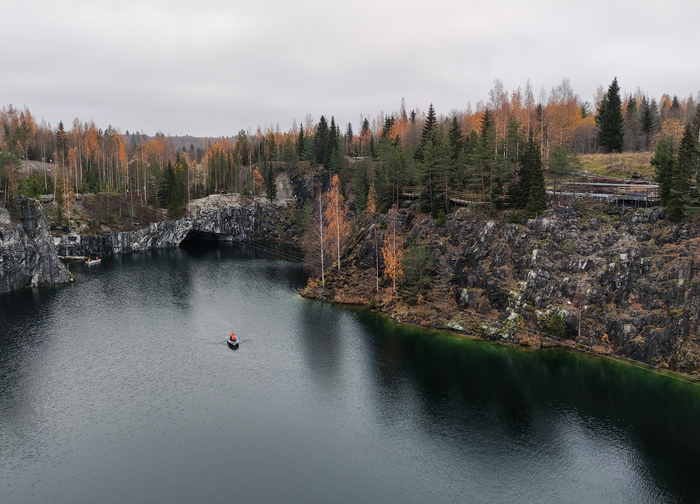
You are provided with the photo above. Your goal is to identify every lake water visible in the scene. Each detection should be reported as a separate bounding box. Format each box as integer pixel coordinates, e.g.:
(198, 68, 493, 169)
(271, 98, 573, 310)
(1, 242, 700, 503)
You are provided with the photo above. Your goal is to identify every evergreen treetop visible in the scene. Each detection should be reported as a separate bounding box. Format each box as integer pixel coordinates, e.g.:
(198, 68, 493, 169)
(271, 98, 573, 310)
(596, 77, 624, 153)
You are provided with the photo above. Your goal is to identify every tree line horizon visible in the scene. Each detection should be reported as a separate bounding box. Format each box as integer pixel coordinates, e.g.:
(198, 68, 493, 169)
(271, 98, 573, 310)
(1, 76, 700, 222)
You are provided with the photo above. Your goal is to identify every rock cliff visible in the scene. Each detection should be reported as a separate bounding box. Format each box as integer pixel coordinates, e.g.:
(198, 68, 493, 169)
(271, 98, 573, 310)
(57, 199, 294, 257)
(305, 205, 700, 375)
(0, 198, 71, 294)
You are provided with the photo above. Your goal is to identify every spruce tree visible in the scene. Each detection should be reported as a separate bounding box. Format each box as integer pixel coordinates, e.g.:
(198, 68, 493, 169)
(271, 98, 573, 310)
(324, 117, 339, 171)
(640, 98, 655, 151)
(381, 114, 395, 140)
(549, 144, 577, 195)
(420, 133, 451, 217)
(478, 109, 499, 211)
(415, 103, 437, 162)
(623, 98, 641, 152)
(266, 164, 277, 201)
(524, 135, 547, 217)
(510, 132, 535, 210)
(352, 160, 368, 211)
(691, 103, 700, 135)
(447, 116, 464, 161)
(360, 118, 371, 157)
(447, 116, 467, 190)
(314, 116, 329, 165)
(668, 124, 699, 220)
(652, 136, 676, 207)
(345, 122, 354, 156)
(596, 77, 624, 153)
(282, 135, 296, 166)
(503, 116, 524, 188)
(670, 96, 681, 120)
(297, 126, 305, 160)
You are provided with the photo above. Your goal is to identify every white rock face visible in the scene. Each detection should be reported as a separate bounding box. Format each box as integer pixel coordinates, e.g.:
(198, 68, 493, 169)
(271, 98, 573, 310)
(0, 198, 70, 293)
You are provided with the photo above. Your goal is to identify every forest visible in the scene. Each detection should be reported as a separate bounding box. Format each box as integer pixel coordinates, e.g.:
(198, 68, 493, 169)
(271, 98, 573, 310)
(2, 77, 700, 229)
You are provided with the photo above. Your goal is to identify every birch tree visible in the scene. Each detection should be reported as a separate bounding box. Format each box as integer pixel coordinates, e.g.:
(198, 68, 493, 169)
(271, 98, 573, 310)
(324, 174, 350, 271)
(382, 204, 403, 295)
(303, 185, 331, 287)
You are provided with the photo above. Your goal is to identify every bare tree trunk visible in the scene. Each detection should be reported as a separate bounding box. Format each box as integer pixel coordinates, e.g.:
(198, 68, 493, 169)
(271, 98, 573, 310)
(318, 191, 325, 288)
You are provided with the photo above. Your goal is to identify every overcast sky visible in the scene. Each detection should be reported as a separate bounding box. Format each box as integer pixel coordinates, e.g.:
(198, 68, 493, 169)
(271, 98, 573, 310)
(2, 0, 698, 137)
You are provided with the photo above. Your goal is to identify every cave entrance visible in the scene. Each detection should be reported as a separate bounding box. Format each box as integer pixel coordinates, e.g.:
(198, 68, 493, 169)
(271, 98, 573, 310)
(179, 229, 232, 250)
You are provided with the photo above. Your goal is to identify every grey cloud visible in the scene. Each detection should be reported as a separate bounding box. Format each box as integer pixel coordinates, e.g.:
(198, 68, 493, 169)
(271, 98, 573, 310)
(2, 0, 699, 136)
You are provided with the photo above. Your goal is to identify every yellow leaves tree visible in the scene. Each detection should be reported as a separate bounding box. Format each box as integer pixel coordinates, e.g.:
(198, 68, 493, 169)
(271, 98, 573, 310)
(382, 204, 403, 295)
(84, 123, 99, 171)
(546, 78, 582, 151)
(63, 183, 76, 228)
(67, 146, 79, 192)
(655, 118, 684, 149)
(117, 137, 128, 189)
(366, 184, 377, 214)
(324, 174, 350, 271)
(253, 166, 264, 196)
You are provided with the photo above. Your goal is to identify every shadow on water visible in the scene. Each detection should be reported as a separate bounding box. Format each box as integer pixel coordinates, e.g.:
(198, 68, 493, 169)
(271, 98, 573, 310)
(296, 301, 345, 383)
(352, 309, 700, 502)
(179, 239, 307, 291)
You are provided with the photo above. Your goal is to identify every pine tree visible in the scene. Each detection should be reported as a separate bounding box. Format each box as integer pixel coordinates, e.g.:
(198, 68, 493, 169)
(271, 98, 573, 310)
(596, 77, 624, 153)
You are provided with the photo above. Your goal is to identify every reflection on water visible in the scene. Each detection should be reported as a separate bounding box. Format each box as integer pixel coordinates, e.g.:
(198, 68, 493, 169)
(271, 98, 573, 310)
(1, 242, 699, 504)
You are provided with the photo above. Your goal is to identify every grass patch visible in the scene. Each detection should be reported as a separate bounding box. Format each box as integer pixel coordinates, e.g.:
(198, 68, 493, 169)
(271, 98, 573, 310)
(579, 152, 654, 179)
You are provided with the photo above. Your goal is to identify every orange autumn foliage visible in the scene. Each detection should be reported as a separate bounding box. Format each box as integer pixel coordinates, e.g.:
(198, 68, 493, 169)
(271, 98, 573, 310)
(324, 174, 350, 271)
(382, 205, 403, 295)
(253, 167, 264, 195)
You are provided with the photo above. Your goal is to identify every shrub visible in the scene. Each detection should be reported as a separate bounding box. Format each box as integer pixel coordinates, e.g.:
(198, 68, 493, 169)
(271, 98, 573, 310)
(546, 313, 567, 337)
(435, 209, 447, 227)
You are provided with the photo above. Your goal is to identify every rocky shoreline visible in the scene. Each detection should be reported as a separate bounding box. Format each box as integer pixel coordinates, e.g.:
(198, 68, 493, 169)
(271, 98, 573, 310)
(5, 193, 700, 377)
(0, 198, 71, 294)
(0, 195, 297, 294)
(301, 205, 700, 376)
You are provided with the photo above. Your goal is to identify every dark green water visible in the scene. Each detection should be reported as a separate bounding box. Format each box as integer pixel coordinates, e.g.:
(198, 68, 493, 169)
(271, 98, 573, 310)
(1, 242, 700, 503)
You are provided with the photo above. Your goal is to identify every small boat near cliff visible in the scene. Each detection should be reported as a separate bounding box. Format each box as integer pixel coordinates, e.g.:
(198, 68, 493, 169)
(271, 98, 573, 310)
(227, 333, 239, 349)
(86, 257, 102, 265)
